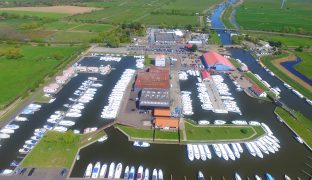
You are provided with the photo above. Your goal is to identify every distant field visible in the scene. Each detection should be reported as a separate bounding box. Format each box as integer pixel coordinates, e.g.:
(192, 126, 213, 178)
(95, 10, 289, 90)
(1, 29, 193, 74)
(73, 23, 114, 33)
(0, 10, 68, 19)
(248, 33, 312, 47)
(139, 14, 198, 26)
(42, 21, 81, 30)
(294, 52, 312, 80)
(159, 0, 222, 14)
(0, 44, 79, 106)
(0, 6, 100, 15)
(236, 0, 312, 33)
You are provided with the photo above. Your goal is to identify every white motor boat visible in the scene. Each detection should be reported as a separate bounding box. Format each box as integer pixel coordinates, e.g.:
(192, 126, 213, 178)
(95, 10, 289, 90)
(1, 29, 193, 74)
(53, 126, 68, 132)
(19, 148, 30, 154)
(0, 133, 10, 139)
(235, 173, 242, 180)
(133, 141, 150, 147)
(59, 120, 75, 127)
(198, 144, 207, 161)
(15, 116, 28, 121)
(5, 124, 19, 130)
(158, 169, 163, 180)
(124, 166, 130, 179)
(143, 168, 149, 180)
(136, 165, 143, 180)
(198, 171, 205, 180)
(107, 162, 115, 179)
(25, 140, 37, 145)
(31, 136, 41, 141)
(129, 166, 135, 180)
(152, 169, 157, 180)
(203, 144, 212, 159)
(0, 128, 14, 134)
(99, 164, 107, 178)
(84, 163, 93, 178)
(187, 144, 194, 161)
(91, 161, 101, 178)
(97, 135, 108, 142)
(114, 163, 122, 179)
(198, 120, 210, 125)
(192, 144, 200, 160)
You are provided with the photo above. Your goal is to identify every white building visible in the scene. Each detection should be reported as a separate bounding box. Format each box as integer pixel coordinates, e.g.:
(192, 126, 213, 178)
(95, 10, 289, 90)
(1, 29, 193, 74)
(155, 54, 166, 67)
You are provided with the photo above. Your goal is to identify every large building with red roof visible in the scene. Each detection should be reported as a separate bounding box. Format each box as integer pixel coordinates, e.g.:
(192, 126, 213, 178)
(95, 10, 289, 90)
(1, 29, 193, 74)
(134, 66, 170, 90)
(201, 52, 235, 71)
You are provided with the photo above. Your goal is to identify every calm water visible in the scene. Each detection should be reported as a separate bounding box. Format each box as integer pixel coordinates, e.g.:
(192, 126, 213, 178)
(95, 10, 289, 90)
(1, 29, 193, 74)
(281, 56, 312, 86)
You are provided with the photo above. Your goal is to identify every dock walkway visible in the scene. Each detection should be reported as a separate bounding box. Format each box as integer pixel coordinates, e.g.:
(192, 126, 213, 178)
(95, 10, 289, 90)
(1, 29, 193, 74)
(204, 80, 227, 113)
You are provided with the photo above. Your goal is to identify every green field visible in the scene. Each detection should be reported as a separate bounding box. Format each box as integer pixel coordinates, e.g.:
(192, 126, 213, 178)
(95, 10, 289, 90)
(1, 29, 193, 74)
(72, 23, 114, 33)
(0, 10, 68, 19)
(209, 31, 221, 44)
(261, 54, 312, 100)
(246, 33, 312, 47)
(116, 125, 179, 141)
(221, 5, 236, 29)
(236, 0, 312, 33)
(275, 107, 312, 149)
(184, 122, 265, 142)
(22, 131, 80, 168)
(0, 44, 79, 106)
(42, 21, 81, 30)
(294, 52, 312, 80)
(139, 14, 198, 26)
(47, 31, 97, 43)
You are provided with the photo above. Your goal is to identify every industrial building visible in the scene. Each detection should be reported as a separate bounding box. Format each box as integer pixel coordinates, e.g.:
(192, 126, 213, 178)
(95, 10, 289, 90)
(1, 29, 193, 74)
(249, 84, 267, 97)
(201, 70, 211, 81)
(154, 117, 179, 129)
(201, 52, 235, 71)
(139, 89, 170, 109)
(134, 66, 170, 91)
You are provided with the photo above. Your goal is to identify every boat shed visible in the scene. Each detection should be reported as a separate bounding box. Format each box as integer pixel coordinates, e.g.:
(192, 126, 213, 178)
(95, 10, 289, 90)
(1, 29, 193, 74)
(201, 52, 235, 71)
(139, 88, 170, 109)
(134, 67, 170, 91)
(201, 70, 211, 81)
(249, 84, 267, 97)
(154, 117, 179, 129)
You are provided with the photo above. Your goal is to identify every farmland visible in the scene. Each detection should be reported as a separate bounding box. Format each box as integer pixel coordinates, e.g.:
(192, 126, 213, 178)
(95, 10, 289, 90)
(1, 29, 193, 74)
(0, 44, 80, 107)
(294, 52, 312, 80)
(236, 0, 312, 33)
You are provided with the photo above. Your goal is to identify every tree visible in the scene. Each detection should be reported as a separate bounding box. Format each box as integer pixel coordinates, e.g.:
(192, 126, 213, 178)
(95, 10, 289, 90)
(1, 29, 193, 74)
(295, 46, 304, 52)
(191, 44, 198, 52)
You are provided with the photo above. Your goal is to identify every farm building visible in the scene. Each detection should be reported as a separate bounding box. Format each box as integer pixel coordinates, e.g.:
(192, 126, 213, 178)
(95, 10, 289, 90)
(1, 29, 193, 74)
(154, 117, 179, 129)
(249, 84, 267, 97)
(154, 108, 171, 117)
(201, 70, 211, 81)
(139, 89, 170, 109)
(134, 67, 170, 91)
(154, 54, 166, 67)
(201, 52, 235, 71)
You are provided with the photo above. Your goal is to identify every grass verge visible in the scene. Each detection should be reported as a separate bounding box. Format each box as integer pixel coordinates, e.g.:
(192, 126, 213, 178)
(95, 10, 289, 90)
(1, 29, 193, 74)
(275, 107, 312, 149)
(184, 121, 265, 142)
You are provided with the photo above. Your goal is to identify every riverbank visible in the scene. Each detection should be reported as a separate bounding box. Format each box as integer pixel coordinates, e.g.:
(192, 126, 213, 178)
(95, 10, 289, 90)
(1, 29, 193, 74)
(261, 54, 312, 100)
(274, 107, 312, 151)
(244, 71, 276, 99)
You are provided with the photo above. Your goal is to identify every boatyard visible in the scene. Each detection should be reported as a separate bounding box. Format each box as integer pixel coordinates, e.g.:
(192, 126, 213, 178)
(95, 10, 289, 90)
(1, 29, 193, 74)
(0, 0, 311, 180)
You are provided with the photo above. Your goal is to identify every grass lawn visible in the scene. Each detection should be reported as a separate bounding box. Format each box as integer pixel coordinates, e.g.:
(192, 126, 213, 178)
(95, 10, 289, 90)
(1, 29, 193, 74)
(221, 5, 236, 29)
(294, 52, 312, 80)
(244, 71, 276, 98)
(22, 131, 80, 168)
(155, 130, 179, 141)
(47, 31, 97, 43)
(0, 44, 79, 106)
(236, 0, 312, 33)
(184, 121, 265, 142)
(116, 125, 153, 139)
(0, 10, 68, 19)
(275, 107, 312, 149)
(261, 54, 312, 100)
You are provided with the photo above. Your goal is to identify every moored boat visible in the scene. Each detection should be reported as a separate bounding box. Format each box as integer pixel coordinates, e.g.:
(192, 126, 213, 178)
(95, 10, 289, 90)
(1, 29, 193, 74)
(107, 162, 115, 179)
(99, 163, 107, 178)
(114, 162, 122, 179)
(133, 141, 150, 147)
(124, 166, 130, 179)
(152, 169, 158, 180)
(284, 174, 291, 180)
(143, 168, 149, 180)
(136, 165, 143, 180)
(91, 161, 101, 178)
(235, 173, 242, 180)
(129, 166, 135, 180)
(158, 169, 163, 180)
(198, 171, 205, 180)
(187, 144, 194, 161)
(265, 173, 274, 180)
(84, 163, 93, 178)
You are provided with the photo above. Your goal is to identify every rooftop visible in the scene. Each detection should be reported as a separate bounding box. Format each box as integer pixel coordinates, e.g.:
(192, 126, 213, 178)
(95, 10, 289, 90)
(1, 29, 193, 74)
(139, 88, 170, 108)
(154, 108, 171, 117)
(154, 117, 179, 128)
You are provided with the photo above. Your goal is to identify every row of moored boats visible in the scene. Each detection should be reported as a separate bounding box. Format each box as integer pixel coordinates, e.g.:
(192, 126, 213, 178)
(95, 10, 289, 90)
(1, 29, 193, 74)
(84, 162, 163, 180)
